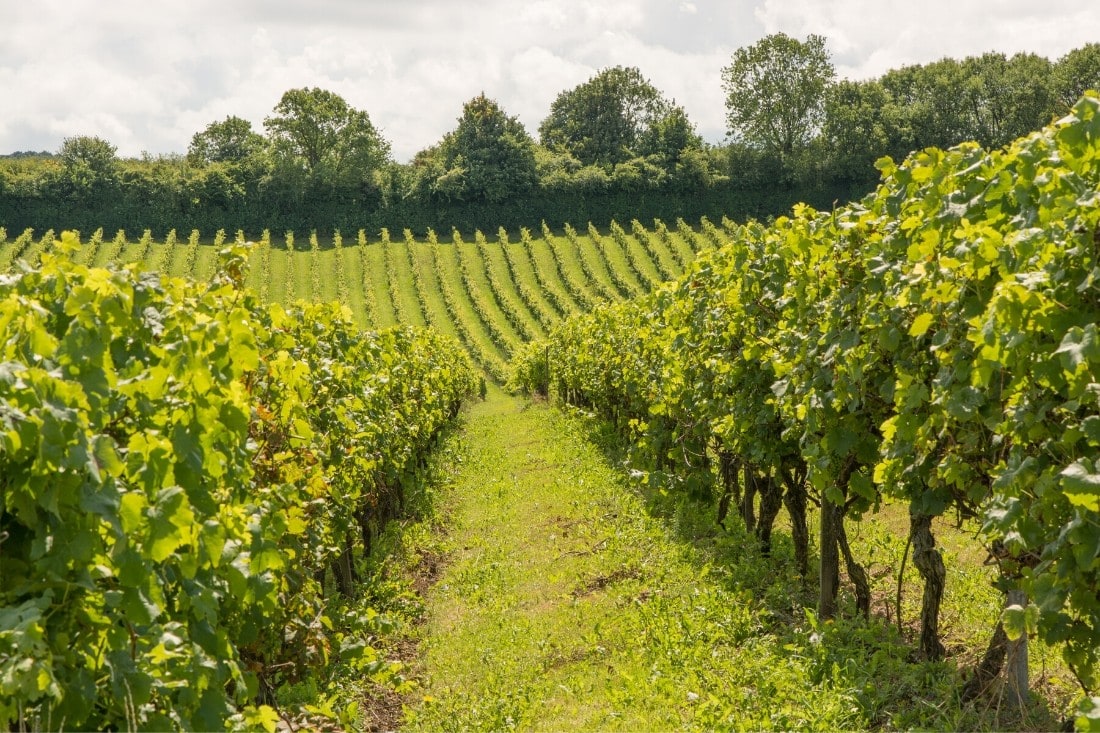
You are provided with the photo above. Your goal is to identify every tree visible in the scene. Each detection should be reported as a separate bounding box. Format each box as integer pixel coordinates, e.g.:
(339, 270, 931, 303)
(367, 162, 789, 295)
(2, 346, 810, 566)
(434, 94, 539, 203)
(638, 106, 703, 164)
(960, 52, 1057, 149)
(539, 66, 678, 167)
(58, 135, 118, 193)
(187, 116, 265, 165)
(264, 88, 390, 183)
(880, 59, 969, 151)
(822, 80, 909, 181)
(721, 33, 835, 164)
(1054, 43, 1100, 109)
(882, 54, 1059, 152)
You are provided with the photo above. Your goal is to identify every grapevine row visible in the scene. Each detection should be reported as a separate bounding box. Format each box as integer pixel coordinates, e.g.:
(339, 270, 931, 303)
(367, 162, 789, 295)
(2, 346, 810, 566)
(381, 228, 407, 324)
(511, 94, 1100, 708)
(467, 228, 540, 341)
(0, 239, 478, 730)
(585, 221, 638, 298)
(630, 218, 679, 282)
(537, 222, 599, 311)
(498, 226, 564, 325)
(427, 229, 508, 382)
(559, 222, 619, 302)
(449, 229, 524, 353)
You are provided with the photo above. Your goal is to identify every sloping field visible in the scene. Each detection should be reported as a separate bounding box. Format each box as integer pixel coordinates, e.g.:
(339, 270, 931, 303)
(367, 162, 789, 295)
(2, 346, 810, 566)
(0, 218, 717, 379)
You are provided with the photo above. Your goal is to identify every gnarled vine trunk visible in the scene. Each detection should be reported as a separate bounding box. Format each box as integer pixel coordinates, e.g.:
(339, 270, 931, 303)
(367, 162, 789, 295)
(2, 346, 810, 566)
(910, 511, 946, 660)
(756, 474, 784, 557)
(781, 464, 809, 579)
(819, 458, 857, 620)
(836, 512, 871, 618)
(716, 450, 739, 528)
(741, 463, 757, 532)
(819, 496, 842, 620)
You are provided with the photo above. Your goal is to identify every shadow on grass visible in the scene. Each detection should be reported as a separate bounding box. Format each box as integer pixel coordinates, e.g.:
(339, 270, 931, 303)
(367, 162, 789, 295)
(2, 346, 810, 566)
(571, 407, 1070, 732)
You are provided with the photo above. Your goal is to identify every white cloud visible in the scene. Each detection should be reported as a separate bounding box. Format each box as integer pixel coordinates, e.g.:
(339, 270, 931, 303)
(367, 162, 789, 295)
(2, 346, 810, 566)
(1, 0, 1096, 160)
(754, 0, 1100, 79)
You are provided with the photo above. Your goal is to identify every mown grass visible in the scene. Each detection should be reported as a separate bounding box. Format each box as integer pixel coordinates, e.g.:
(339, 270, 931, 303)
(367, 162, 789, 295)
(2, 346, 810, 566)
(356, 389, 1076, 732)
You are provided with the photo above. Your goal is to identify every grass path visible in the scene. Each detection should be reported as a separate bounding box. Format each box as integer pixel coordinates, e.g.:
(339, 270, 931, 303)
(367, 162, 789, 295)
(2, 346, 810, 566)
(402, 389, 870, 731)
(382, 387, 1075, 732)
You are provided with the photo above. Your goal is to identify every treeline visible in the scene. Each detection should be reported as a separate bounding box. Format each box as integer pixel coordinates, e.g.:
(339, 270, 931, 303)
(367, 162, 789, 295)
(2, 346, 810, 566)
(0, 38, 1097, 234)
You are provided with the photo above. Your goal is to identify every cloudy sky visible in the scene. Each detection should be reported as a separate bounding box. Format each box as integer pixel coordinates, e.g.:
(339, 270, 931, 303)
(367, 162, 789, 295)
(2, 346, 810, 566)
(2, 1, 1098, 162)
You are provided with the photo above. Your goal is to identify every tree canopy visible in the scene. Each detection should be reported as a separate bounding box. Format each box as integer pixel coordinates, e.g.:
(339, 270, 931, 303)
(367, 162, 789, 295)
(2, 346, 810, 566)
(539, 66, 687, 167)
(187, 116, 266, 166)
(264, 88, 390, 182)
(721, 33, 835, 162)
(58, 135, 118, 194)
(429, 94, 539, 203)
(1054, 43, 1100, 109)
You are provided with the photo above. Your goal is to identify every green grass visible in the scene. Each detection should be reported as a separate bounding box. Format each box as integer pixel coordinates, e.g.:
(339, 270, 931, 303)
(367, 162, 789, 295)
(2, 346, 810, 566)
(527, 234, 593, 312)
(477, 234, 548, 338)
(549, 229, 619, 304)
(569, 226, 630, 300)
(369, 392, 1074, 731)
(310, 244, 341, 305)
(407, 240, 462, 345)
(506, 235, 573, 320)
(385, 239, 428, 328)
(361, 390, 1062, 731)
(587, 223, 645, 298)
(426, 238, 509, 381)
(362, 240, 397, 328)
(616, 225, 665, 287)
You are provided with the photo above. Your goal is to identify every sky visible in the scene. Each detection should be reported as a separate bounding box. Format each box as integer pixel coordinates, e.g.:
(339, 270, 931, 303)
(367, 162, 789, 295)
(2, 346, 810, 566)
(2, 1, 1098, 162)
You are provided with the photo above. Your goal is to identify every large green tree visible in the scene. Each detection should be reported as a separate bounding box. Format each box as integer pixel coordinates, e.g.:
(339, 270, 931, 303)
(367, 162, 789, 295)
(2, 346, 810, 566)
(58, 135, 118, 194)
(882, 53, 1059, 152)
(539, 66, 683, 167)
(822, 79, 909, 181)
(721, 33, 835, 163)
(263, 88, 390, 182)
(1054, 43, 1100, 109)
(959, 52, 1058, 149)
(431, 94, 539, 203)
(187, 116, 265, 166)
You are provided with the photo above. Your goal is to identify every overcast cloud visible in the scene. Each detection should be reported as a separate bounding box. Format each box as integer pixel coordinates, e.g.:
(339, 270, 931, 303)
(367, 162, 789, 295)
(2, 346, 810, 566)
(2, 1, 1097, 161)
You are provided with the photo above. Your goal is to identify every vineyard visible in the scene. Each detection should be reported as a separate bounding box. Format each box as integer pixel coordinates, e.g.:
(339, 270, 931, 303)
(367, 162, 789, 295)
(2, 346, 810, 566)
(0, 216, 709, 384)
(2, 95, 1100, 730)
(0, 239, 478, 729)
(513, 93, 1100, 726)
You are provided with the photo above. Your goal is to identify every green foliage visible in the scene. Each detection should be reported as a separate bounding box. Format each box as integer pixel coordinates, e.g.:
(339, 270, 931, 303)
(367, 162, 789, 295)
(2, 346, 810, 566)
(513, 94, 1100, 707)
(1055, 45, 1100, 109)
(187, 115, 266, 166)
(0, 237, 476, 729)
(823, 80, 909, 181)
(721, 33, 835, 162)
(878, 52, 1061, 154)
(539, 66, 687, 167)
(58, 135, 118, 194)
(264, 87, 391, 182)
(3, 46, 1097, 236)
(429, 94, 539, 203)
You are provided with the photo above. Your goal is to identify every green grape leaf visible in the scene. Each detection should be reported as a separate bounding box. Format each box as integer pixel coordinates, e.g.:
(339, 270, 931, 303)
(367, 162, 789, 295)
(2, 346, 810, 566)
(908, 313, 934, 338)
(1061, 460, 1100, 511)
(147, 486, 195, 562)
